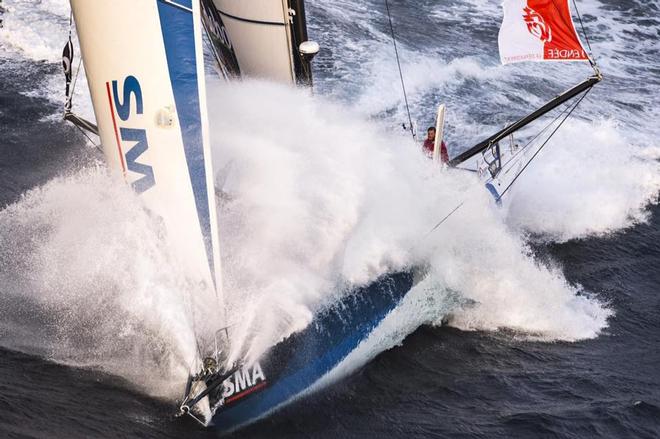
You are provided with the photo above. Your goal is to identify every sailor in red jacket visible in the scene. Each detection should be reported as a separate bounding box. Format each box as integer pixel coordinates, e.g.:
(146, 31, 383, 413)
(422, 127, 449, 163)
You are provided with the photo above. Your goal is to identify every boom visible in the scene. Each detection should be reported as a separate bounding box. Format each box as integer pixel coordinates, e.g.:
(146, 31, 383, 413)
(449, 73, 601, 167)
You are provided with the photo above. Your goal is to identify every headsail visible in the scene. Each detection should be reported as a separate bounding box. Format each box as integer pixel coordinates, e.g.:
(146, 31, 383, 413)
(70, 0, 224, 326)
(499, 0, 589, 64)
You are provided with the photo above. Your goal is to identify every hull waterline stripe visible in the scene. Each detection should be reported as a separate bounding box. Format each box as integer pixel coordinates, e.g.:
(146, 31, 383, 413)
(212, 272, 415, 433)
(215, 312, 386, 431)
(105, 81, 126, 173)
(225, 381, 269, 405)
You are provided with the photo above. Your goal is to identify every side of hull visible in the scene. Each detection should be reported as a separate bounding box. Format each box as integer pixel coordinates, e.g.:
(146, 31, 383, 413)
(208, 271, 416, 433)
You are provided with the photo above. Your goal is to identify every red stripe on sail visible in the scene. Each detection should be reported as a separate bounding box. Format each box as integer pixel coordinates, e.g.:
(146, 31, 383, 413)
(106, 81, 127, 173)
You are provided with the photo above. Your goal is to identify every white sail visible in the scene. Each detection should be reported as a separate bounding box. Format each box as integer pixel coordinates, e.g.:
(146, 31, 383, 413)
(70, 0, 223, 316)
(210, 0, 301, 84)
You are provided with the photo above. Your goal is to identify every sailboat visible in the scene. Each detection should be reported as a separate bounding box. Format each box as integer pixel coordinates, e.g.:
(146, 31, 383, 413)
(62, 0, 419, 433)
(398, 0, 601, 205)
(61, 0, 601, 434)
(447, 0, 602, 202)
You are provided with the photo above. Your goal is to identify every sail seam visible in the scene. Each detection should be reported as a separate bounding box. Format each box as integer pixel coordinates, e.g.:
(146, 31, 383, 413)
(216, 9, 286, 27)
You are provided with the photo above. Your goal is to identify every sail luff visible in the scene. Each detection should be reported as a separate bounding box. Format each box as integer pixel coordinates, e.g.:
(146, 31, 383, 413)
(193, 0, 225, 312)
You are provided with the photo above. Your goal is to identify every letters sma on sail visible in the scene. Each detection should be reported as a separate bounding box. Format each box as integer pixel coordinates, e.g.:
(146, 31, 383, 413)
(498, 0, 589, 64)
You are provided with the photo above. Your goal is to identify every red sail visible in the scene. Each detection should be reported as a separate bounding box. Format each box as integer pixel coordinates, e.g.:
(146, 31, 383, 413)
(528, 0, 588, 60)
(499, 0, 589, 64)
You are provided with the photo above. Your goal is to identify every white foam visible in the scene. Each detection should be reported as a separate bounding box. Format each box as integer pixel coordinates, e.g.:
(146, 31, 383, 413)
(0, 0, 70, 63)
(3, 0, 658, 403)
(206, 79, 613, 365)
(0, 78, 623, 401)
(504, 118, 660, 241)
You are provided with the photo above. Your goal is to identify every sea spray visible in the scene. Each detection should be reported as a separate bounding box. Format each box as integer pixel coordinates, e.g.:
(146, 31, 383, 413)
(0, 78, 649, 402)
(0, 168, 197, 399)
(207, 79, 614, 364)
(504, 118, 660, 241)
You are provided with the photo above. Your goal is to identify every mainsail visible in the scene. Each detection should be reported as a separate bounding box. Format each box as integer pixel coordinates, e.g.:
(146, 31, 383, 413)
(499, 0, 589, 64)
(69, 0, 224, 322)
(205, 0, 316, 85)
(67, 0, 406, 432)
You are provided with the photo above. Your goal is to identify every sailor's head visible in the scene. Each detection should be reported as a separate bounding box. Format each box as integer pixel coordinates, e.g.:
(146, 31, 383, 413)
(427, 126, 436, 141)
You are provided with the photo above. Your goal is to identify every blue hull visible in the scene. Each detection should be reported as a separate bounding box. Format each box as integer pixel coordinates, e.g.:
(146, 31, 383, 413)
(209, 270, 415, 433)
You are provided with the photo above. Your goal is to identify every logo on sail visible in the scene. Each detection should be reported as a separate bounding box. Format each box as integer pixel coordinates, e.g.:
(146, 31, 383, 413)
(107, 75, 155, 194)
(522, 6, 552, 43)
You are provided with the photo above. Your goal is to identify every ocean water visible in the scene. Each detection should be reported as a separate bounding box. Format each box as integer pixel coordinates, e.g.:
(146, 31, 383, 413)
(1, 0, 659, 438)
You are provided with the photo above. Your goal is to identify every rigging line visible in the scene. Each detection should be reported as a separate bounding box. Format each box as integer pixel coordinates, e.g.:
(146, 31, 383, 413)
(71, 121, 101, 150)
(384, 0, 416, 141)
(425, 201, 465, 237)
(497, 87, 592, 201)
(497, 98, 575, 175)
(571, 0, 597, 70)
(68, 56, 82, 104)
(475, 101, 573, 180)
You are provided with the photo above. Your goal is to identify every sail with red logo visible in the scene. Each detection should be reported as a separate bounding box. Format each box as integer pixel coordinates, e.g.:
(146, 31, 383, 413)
(498, 0, 589, 64)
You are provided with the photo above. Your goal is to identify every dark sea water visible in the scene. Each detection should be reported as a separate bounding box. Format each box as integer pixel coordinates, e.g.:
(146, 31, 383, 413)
(1, 0, 660, 438)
